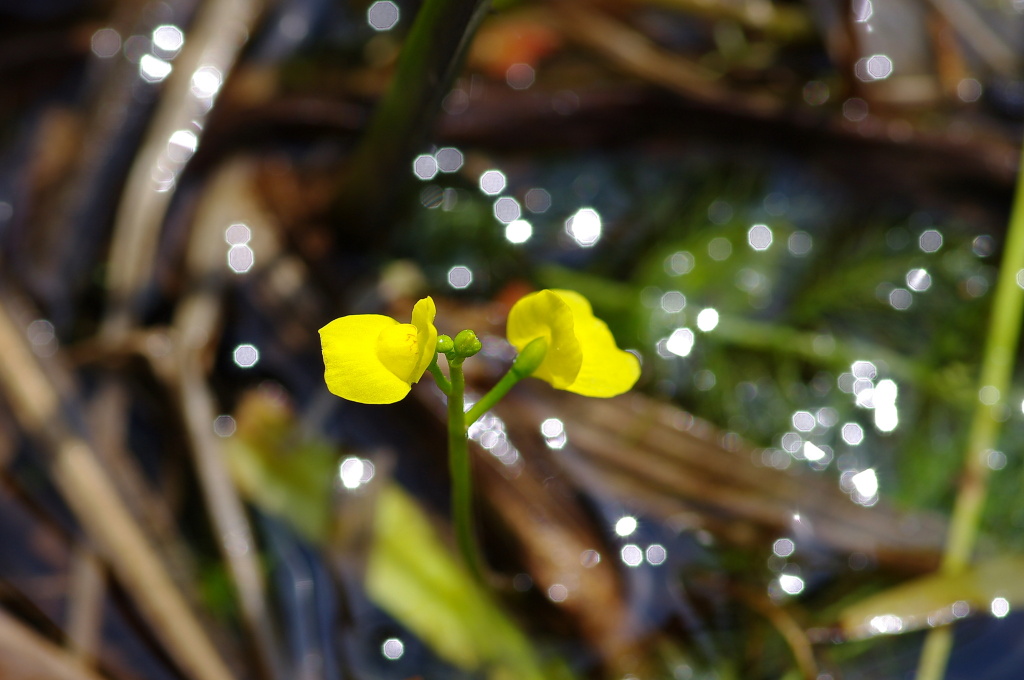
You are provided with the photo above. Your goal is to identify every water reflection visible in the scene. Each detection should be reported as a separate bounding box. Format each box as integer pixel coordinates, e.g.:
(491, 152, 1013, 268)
(338, 457, 375, 490)
(91, 28, 121, 58)
(772, 538, 795, 557)
(524, 188, 551, 213)
(747, 224, 773, 251)
(435, 147, 463, 173)
(696, 308, 718, 332)
(139, 54, 173, 83)
(778, 573, 805, 595)
(841, 423, 864, 445)
(645, 544, 667, 565)
(620, 544, 643, 567)
(660, 328, 692, 358)
(213, 414, 236, 437)
(412, 154, 438, 180)
(367, 1, 400, 31)
(849, 468, 879, 506)
(27, 319, 57, 357)
(664, 251, 694, 275)
(614, 516, 637, 537)
(566, 207, 602, 247)
(919, 229, 943, 252)
(506, 63, 535, 90)
(788, 231, 813, 256)
(233, 344, 259, 368)
(659, 291, 685, 313)
(479, 170, 506, 195)
(547, 584, 569, 602)
(381, 637, 404, 660)
(468, 412, 521, 468)
(493, 197, 521, 223)
(152, 25, 185, 57)
(447, 266, 472, 289)
(191, 66, 224, 99)
(505, 220, 532, 244)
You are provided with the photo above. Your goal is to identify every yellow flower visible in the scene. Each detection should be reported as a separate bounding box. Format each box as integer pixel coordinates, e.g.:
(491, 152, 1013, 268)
(319, 297, 438, 404)
(506, 289, 640, 397)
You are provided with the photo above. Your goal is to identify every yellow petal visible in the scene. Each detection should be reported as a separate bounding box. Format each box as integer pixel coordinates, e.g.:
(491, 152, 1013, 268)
(319, 315, 412, 404)
(506, 290, 582, 388)
(410, 297, 438, 383)
(549, 290, 640, 397)
(377, 323, 421, 383)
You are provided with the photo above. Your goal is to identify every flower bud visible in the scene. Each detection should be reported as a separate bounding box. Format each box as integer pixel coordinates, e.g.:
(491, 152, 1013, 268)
(512, 336, 547, 377)
(436, 335, 454, 354)
(453, 329, 482, 357)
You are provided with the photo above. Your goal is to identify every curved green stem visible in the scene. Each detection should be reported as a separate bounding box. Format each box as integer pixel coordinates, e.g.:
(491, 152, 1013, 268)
(446, 357, 483, 581)
(465, 369, 524, 426)
(427, 355, 451, 395)
(466, 336, 548, 426)
(916, 135, 1024, 680)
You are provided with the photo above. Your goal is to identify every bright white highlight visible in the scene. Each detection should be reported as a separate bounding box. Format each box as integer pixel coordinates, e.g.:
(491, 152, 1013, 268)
(869, 614, 904, 634)
(139, 54, 173, 82)
(381, 638, 404, 659)
(412, 154, 438, 180)
(191, 66, 224, 99)
(841, 422, 864, 445)
(851, 468, 879, 498)
(233, 344, 259, 368)
(747, 224, 773, 250)
(614, 516, 637, 537)
(773, 538, 795, 557)
(152, 25, 184, 54)
(339, 457, 375, 489)
(992, 597, 1011, 618)
(367, 1, 400, 30)
(874, 379, 898, 432)
(505, 220, 533, 244)
(447, 266, 472, 289)
(665, 328, 694, 357)
(803, 442, 826, 462)
(225, 223, 251, 244)
(566, 208, 602, 247)
(479, 170, 506, 195)
(620, 544, 643, 567)
(227, 245, 254, 273)
(778, 574, 805, 595)
(696, 308, 719, 332)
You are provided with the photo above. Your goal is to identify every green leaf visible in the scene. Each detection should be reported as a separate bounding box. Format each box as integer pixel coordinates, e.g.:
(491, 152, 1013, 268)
(366, 483, 554, 680)
(837, 555, 1024, 639)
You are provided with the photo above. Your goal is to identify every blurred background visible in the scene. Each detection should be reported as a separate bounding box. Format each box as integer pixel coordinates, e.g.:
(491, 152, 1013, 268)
(1, 0, 1024, 678)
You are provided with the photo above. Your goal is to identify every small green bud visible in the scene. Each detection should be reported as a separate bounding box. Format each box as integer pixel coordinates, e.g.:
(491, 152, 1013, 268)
(512, 336, 547, 377)
(436, 335, 454, 354)
(453, 329, 483, 358)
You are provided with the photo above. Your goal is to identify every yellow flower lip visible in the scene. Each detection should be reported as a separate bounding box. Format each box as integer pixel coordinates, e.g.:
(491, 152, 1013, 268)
(506, 289, 640, 397)
(319, 297, 438, 404)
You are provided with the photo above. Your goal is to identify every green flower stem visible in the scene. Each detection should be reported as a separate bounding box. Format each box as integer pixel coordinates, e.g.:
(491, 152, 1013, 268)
(427, 355, 451, 395)
(465, 337, 547, 426)
(465, 369, 525, 426)
(446, 356, 484, 582)
(916, 139, 1024, 680)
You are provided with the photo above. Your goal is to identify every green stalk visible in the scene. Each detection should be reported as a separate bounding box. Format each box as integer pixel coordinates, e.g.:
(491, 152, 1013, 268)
(427, 356, 451, 395)
(465, 369, 524, 426)
(916, 139, 1024, 680)
(465, 336, 548, 426)
(446, 357, 484, 581)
